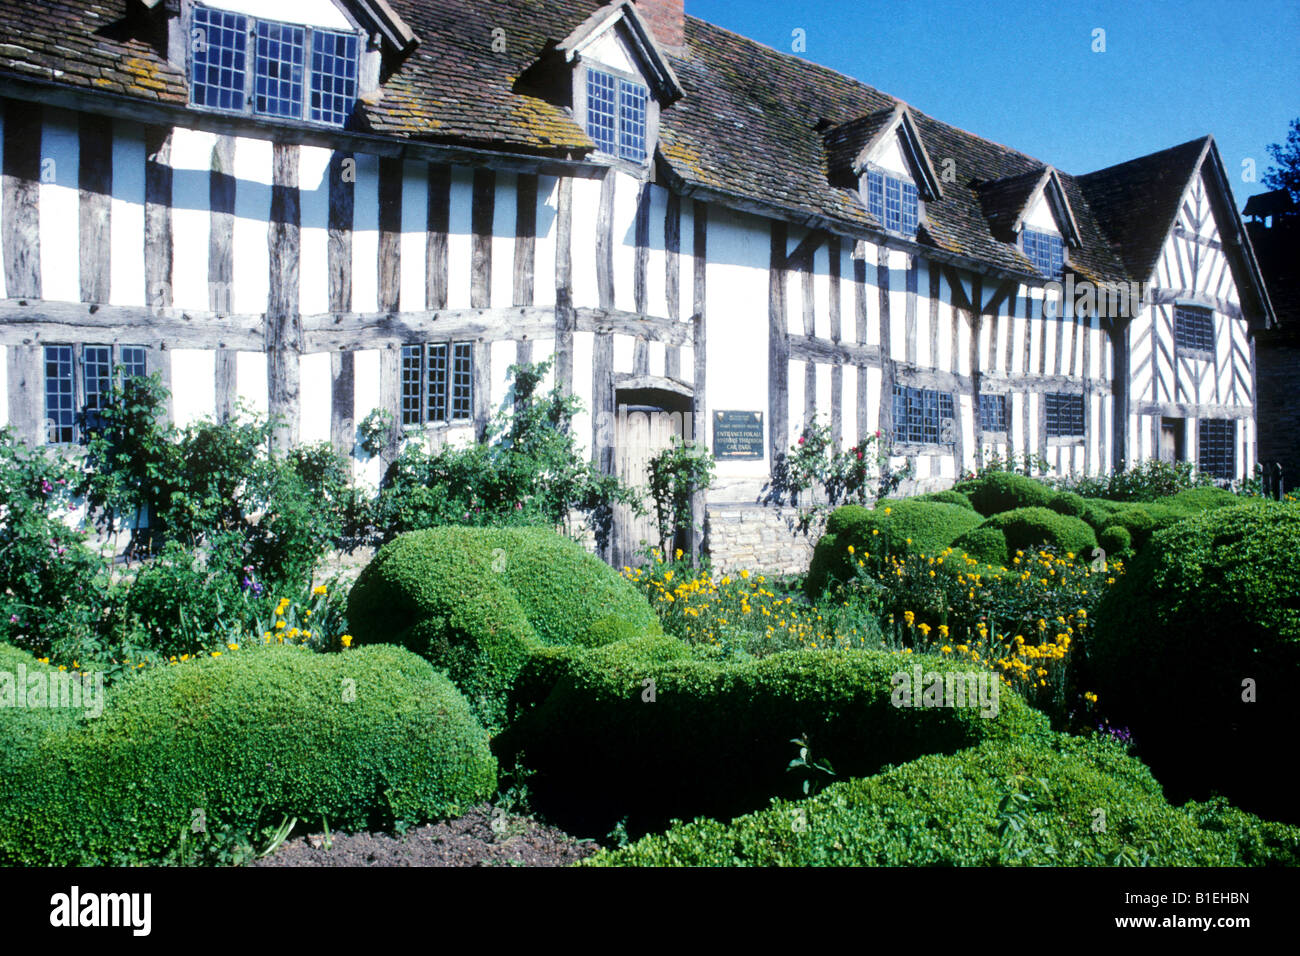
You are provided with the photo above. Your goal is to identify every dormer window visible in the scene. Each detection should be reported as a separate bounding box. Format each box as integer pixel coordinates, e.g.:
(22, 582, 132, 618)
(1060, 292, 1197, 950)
(867, 168, 919, 237)
(190, 4, 360, 127)
(1023, 228, 1065, 279)
(585, 68, 649, 163)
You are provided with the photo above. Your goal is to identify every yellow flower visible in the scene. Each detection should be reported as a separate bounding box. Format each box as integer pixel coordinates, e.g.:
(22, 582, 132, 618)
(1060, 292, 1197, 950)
(938, 625, 949, 639)
(227, 643, 239, 651)
(941, 645, 952, 654)
(740, 569, 750, 579)
(313, 585, 328, 596)
(275, 620, 287, 630)
(211, 651, 222, 657)
(918, 623, 931, 637)
(884, 506, 892, 515)
(847, 545, 855, 555)
(675, 548, 684, 560)
(341, 635, 353, 648)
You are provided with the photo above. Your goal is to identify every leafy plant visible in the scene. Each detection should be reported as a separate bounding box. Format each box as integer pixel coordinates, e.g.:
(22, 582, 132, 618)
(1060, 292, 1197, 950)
(787, 734, 837, 796)
(647, 438, 714, 559)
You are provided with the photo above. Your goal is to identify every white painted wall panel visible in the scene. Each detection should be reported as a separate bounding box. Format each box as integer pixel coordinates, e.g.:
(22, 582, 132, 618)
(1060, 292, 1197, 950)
(572, 329, 594, 456)
(645, 185, 669, 319)
(171, 349, 216, 428)
(298, 145, 333, 317)
(490, 340, 515, 414)
(815, 362, 832, 431)
(351, 153, 380, 314)
(612, 172, 639, 314)
(39, 112, 80, 303)
(400, 159, 429, 312)
(109, 122, 146, 307)
(569, 176, 601, 310)
(0, 345, 7, 427)
(812, 245, 830, 339)
(298, 352, 331, 444)
(841, 364, 857, 449)
(232, 136, 272, 314)
(612, 332, 634, 373)
(533, 175, 559, 309)
(205, 0, 351, 28)
(490, 172, 516, 310)
(236, 350, 268, 419)
(352, 349, 382, 490)
(649, 341, 665, 378)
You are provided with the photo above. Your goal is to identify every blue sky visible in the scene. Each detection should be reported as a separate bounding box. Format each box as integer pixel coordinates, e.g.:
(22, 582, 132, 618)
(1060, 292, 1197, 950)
(688, 0, 1299, 205)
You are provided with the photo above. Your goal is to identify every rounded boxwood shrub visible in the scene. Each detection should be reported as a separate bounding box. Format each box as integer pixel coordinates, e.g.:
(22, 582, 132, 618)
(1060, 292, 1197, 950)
(348, 526, 660, 727)
(952, 507, 1097, 567)
(1048, 491, 1087, 519)
(499, 637, 1048, 836)
(916, 489, 974, 510)
(1098, 502, 1189, 552)
(1098, 524, 1131, 557)
(805, 500, 984, 596)
(0, 645, 497, 865)
(1166, 486, 1240, 513)
(1091, 502, 1300, 822)
(953, 472, 1054, 516)
(586, 734, 1300, 866)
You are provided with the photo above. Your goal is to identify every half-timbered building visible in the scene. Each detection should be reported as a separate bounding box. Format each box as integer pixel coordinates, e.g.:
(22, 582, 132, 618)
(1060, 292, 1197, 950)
(0, 0, 1276, 570)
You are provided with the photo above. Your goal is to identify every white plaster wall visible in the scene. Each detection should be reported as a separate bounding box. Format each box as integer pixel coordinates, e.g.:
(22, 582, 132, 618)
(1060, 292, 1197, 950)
(1022, 191, 1060, 233)
(490, 339, 515, 414)
(351, 152, 381, 313)
(204, 0, 352, 29)
(170, 128, 217, 311)
(399, 159, 429, 311)
(0, 345, 7, 427)
(490, 171, 516, 309)
(109, 121, 146, 307)
(171, 349, 216, 428)
(236, 350, 268, 418)
(645, 185, 670, 319)
(569, 176, 602, 310)
(298, 351, 331, 444)
(611, 171, 640, 314)
(572, 329, 594, 456)
(533, 175, 559, 309)
(232, 136, 272, 314)
(612, 332, 634, 373)
(38, 110, 80, 303)
(352, 349, 382, 491)
(298, 145, 333, 316)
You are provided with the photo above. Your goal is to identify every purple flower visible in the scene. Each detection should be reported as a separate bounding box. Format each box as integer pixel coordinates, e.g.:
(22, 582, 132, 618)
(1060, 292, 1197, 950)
(40, 479, 52, 494)
(8, 615, 17, 625)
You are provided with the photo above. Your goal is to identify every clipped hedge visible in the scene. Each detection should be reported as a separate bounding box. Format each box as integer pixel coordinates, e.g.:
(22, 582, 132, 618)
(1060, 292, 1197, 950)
(1165, 486, 1240, 512)
(499, 636, 1049, 836)
(1048, 491, 1087, 519)
(952, 506, 1097, 566)
(805, 500, 984, 596)
(1091, 501, 1300, 822)
(348, 526, 660, 726)
(586, 734, 1300, 866)
(953, 472, 1054, 516)
(1096, 502, 1189, 552)
(0, 645, 497, 865)
(915, 489, 975, 510)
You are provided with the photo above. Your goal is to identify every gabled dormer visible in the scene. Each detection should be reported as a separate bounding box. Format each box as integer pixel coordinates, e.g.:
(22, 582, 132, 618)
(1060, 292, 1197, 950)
(824, 104, 942, 239)
(979, 166, 1081, 279)
(153, 0, 417, 128)
(556, 0, 683, 170)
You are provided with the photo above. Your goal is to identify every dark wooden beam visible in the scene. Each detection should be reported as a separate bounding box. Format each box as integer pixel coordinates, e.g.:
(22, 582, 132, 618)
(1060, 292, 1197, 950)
(3, 101, 42, 300)
(78, 113, 112, 305)
(769, 219, 789, 463)
(378, 157, 402, 313)
(425, 163, 449, 310)
(267, 143, 301, 452)
(470, 166, 494, 309)
(555, 176, 574, 394)
(513, 172, 537, 307)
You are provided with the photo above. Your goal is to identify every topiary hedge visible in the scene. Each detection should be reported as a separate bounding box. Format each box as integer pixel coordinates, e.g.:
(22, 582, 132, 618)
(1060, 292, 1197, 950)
(953, 472, 1055, 516)
(915, 489, 975, 510)
(951, 507, 1097, 566)
(585, 734, 1300, 866)
(347, 526, 660, 727)
(1048, 491, 1087, 519)
(1096, 502, 1189, 552)
(0, 644, 497, 865)
(499, 636, 1048, 836)
(1091, 501, 1300, 823)
(805, 500, 984, 597)
(1165, 486, 1240, 513)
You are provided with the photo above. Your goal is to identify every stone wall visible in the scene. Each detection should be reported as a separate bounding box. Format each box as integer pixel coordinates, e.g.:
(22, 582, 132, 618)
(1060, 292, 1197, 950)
(703, 502, 821, 576)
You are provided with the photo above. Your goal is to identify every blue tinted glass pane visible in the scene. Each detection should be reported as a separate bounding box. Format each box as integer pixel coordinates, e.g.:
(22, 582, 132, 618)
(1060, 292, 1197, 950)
(192, 7, 248, 112)
(120, 346, 148, 382)
(885, 176, 902, 233)
(82, 345, 112, 433)
(900, 181, 918, 236)
(451, 343, 473, 420)
(427, 343, 448, 423)
(1175, 306, 1214, 352)
(310, 29, 358, 126)
(618, 80, 648, 162)
(400, 345, 423, 425)
(1025, 229, 1064, 278)
(585, 70, 618, 155)
(868, 171, 884, 222)
(255, 21, 305, 119)
(44, 346, 75, 444)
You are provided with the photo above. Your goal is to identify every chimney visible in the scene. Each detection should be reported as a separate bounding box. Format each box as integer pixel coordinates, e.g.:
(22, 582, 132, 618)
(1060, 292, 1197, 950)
(633, 0, 685, 52)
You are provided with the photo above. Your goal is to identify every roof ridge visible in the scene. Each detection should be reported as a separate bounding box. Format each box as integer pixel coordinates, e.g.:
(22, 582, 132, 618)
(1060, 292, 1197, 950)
(1076, 135, 1212, 181)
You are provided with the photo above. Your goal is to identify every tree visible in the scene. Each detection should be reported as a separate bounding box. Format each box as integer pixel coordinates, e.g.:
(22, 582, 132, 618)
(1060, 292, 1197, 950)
(1262, 117, 1300, 205)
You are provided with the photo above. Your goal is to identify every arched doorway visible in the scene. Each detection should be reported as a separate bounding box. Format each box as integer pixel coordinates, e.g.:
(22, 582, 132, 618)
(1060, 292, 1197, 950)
(612, 380, 694, 569)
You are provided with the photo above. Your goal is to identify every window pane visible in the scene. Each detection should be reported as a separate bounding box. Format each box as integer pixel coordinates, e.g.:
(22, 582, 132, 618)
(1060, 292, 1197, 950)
(255, 21, 306, 119)
(451, 343, 473, 421)
(980, 393, 1007, 432)
(585, 69, 618, 155)
(1198, 419, 1235, 480)
(400, 345, 423, 425)
(1175, 306, 1214, 353)
(1045, 392, 1084, 438)
(868, 171, 885, 224)
(900, 181, 918, 237)
(192, 6, 248, 112)
(618, 80, 648, 162)
(885, 175, 902, 233)
(1024, 229, 1064, 279)
(82, 345, 113, 434)
(120, 346, 148, 382)
(44, 346, 75, 444)
(310, 29, 358, 126)
(427, 343, 448, 423)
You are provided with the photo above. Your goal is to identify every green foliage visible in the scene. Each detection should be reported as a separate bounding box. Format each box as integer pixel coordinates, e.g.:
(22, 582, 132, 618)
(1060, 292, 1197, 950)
(1091, 501, 1300, 822)
(962, 449, 1052, 479)
(762, 420, 910, 534)
(1048, 491, 1087, 519)
(915, 489, 974, 510)
(586, 734, 1300, 866)
(0, 433, 110, 659)
(954, 472, 1055, 516)
(499, 637, 1048, 836)
(347, 526, 660, 728)
(805, 500, 984, 597)
(1098, 525, 1131, 557)
(1058, 459, 1215, 502)
(0, 644, 497, 865)
(1096, 502, 1190, 552)
(1165, 486, 1240, 512)
(952, 507, 1097, 567)
(646, 438, 714, 558)
(371, 360, 639, 549)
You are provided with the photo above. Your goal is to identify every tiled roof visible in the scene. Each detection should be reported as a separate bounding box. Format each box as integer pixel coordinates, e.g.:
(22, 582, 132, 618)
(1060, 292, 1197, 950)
(977, 169, 1047, 240)
(0, 0, 1221, 289)
(1075, 138, 1210, 284)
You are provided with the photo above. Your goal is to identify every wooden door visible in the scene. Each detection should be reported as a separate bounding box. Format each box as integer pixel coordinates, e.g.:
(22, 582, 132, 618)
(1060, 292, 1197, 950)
(612, 392, 690, 568)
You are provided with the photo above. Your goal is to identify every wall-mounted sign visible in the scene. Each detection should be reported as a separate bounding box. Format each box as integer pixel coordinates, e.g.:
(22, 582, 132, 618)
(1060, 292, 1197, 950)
(713, 410, 764, 460)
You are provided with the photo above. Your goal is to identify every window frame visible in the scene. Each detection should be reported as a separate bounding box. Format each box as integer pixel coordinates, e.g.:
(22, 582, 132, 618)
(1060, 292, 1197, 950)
(864, 164, 921, 239)
(574, 60, 659, 172)
(44, 343, 151, 446)
(1043, 392, 1085, 441)
(1197, 418, 1236, 481)
(891, 384, 956, 447)
(1174, 304, 1215, 359)
(1022, 227, 1066, 279)
(188, 2, 362, 129)
(979, 392, 1008, 435)
(399, 341, 476, 429)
